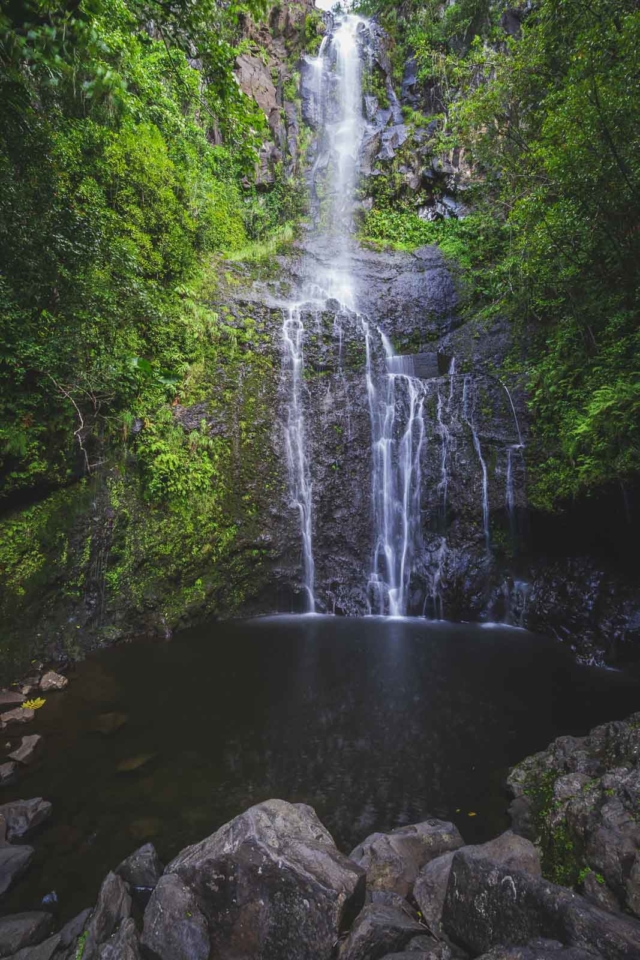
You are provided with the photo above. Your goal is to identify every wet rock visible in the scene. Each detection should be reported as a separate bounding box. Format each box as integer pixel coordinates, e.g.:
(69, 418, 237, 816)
(0, 845, 34, 898)
(0, 913, 53, 957)
(82, 872, 132, 960)
(507, 713, 640, 917)
(141, 874, 209, 960)
(0, 799, 52, 841)
(116, 754, 155, 774)
(165, 798, 365, 960)
(115, 843, 163, 891)
(9, 933, 61, 960)
(414, 831, 540, 938)
(442, 851, 640, 960)
(0, 694, 25, 712)
(97, 918, 140, 960)
(400, 57, 420, 108)
(0, 764, 18, 786)
(39, 672, 67, 693)
(337, 903, 426, 960)
(350, 818, 464, 897)
(476, 943, 604, 960)
(93, 713, 128, 736)
(0, 709, 34, 728)
(9, 736, 42, 766)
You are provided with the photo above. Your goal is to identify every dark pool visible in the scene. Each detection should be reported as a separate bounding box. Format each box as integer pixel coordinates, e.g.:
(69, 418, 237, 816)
(3, 616, 640, 920)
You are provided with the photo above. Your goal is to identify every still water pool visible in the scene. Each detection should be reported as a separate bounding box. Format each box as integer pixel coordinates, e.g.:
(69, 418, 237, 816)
(4, 616, 640, 919)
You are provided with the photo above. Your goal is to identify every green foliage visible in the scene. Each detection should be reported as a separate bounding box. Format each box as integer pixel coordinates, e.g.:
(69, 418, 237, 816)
(0, 0, 296, 500)
(360, 0, 640, 509)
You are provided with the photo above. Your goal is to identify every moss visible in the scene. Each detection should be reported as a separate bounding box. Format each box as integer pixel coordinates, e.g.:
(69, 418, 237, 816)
(518, 766, 587, 887)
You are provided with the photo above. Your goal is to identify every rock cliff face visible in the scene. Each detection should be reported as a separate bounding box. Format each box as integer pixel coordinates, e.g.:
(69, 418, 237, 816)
(0, 5, 638, 675)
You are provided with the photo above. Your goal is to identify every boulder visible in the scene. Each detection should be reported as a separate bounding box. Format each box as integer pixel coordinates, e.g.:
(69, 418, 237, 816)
(115, 843, 162, 891)
(82, 872, 131, 960)
(0, 913, 52, 958)
(9, 736, 42, 766)
(141, 874, 209, 960)
(414, 831, 540, 938)
(350, 818, 464, 897)
(442, 851, 640, 960)
(0, 799, 52, 841)
(39, 672, 67, 693)
(97, 919, 141, 960)
(337, 904, 427, 960)
(0, 845, 34, 898)
(507, 713, 640, 917)
(8, 934, 61, 960)
(164, 799, 365, 960)
(0, 710, 34, 728)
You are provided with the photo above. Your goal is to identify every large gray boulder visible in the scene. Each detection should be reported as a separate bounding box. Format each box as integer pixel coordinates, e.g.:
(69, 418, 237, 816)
(350, 819, 464, 897)
(414, 831, 541, 937)
(337, 903, 427, 960)
(82, 872, 131, 960)
(0, 914, 52, 958)
(141, 875, 209, 960)
(442, 851, 640, 960)
(507, 712, 640, 917)
(154, 799, 365, 960)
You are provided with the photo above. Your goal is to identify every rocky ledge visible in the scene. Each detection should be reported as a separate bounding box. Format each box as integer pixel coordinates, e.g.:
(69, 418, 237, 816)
(1, 714, 640, 960)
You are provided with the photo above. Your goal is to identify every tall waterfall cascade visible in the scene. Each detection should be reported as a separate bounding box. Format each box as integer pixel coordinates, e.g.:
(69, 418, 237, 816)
(279, 12, 525, 617)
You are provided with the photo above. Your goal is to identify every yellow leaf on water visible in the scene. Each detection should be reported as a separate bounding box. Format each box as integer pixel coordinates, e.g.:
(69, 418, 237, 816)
(468, 812, 477, 817)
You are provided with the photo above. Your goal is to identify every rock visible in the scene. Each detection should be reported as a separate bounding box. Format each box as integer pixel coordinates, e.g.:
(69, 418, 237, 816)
(82, 872, 132, 960)
(0, 799, 52, 841)
(93, 713, 128, 736)
(350, 818, 464, 897)
(0, 694, 25, 712)
(115, 843, 163, 890)
(141, 874, 209, 960)
(414, 831, 540, 939)
(97, 919, 141, 960)
(442, 851, 640, 960)
(9, 934, 61, 960)
(507, 713, 640, 917)
(0, 913, 53, 958)
(39, 672, 67, 692)
(165, 799, 365, 960)
(234, 53, 278, 116)
(116, 754, 155, 774)
(9, 736, 42, 765)
(58, 909, 92, 949)
(476, 942, 603, 960)
(366, 890, 420, 921)
(0, 764, 17, 786)
(337, 903, 427, 960)
(0, 709, 34, 728)
(0, 845, 34, 898)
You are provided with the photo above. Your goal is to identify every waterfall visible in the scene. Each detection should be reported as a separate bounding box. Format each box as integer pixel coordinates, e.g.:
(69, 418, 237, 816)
(463, 376, 490, 551)
(282, 304, 315, 611)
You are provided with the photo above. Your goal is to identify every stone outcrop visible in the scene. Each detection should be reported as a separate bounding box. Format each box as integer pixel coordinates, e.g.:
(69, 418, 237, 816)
(507, 712, 640, 918)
